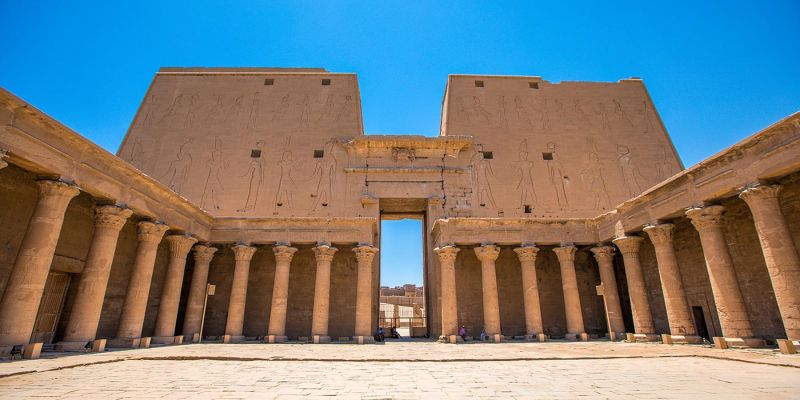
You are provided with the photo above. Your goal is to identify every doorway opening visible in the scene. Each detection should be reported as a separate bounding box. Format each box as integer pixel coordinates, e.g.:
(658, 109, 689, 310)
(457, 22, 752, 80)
(379, 215, 427, 339)
(692, 306, 711, 341)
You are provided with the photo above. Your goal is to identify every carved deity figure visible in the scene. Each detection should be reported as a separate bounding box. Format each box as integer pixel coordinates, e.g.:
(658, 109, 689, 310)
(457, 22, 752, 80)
(200, 137, 227, 211)
(516, 140, 537, 209)
(471, 150, 497, 208)
(618, 145, 643, 197)
(298, 95, 312, 128)
(513, 96, 532, 126)
(654, 145, 676, 181)
(310, 140, 339, 211)
(545, 142, 568, 209)
(274, 140, 295, 212)
(580, 151, 610, 209)
(162, 138, 193, 193)
(238, 141, 265, 213)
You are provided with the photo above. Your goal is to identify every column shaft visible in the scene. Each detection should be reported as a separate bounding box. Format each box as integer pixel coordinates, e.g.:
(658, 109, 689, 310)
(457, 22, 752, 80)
(311, 244, 337, 340)
(475, 245, 501, 336)
(0, 181, 79, 345)
(116, 222, 169, 339)
(224, 245, 257, 340)
(591, 246, 625, 336)
(354, 245, 378, 338)
(182, 245, 217, 338)
(554, 246, 585, 338)
(61, 206, 132, 345)
(612, 236, 655, 334)
(644, 224, 697, 336)
(435, 246, 460, 340)
(153, 235, 197, 340)
(267, 245, 297, 340)
(740, 185, 800, 340)
(687, 206, 754, 338)
(514, 246, 544, 336)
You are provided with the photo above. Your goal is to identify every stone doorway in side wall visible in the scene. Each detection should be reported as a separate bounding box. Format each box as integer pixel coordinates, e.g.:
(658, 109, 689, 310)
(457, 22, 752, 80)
(378, 198, 428, 340)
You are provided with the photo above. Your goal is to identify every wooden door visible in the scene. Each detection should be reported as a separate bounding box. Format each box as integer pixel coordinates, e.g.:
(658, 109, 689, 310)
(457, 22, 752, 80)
(30, 272, 71, 343)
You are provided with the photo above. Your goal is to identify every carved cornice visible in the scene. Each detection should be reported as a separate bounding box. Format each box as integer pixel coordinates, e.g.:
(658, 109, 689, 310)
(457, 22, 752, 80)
(513, 246, 539, 264)
(94, 205, 133, 231)
(273, 244, 298, 263)
(590, 246, 615, 262)
(434, 245, 460, 263)
(193, 245, 218, 264)
(165, 235, 198, 258)
(552, 246, 577, 263)
(313, 244, 338, 262)
(137, 221, 169, 243)
(343, 135, 473, 158)
(643, 223, 674, 246)
(685, 205, 725, 232)
(474, 244, 500, 262)
(612, 236, 644, 255)
(232, 244, 257, 262)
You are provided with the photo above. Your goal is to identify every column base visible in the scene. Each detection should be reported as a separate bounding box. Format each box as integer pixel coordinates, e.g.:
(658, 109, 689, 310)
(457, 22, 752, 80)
(607, 332, 626, 341)
(108, 337, 145, 348)
(564, 332, 589, 341)
(190, 333, 200, 343)
(23, 343, 43, 360)
(152, 335, 184, 345)
(490, 334, 503, 343)
(777, 339, 798, 354)
(437, 335, 463, 344)
(628, 333, 661, 342)
(662, 334, 702, 344)
(312, 335, 331, 344)
(713, 337, 766, 349)
(354, 335, 375, 344)
(266, 335, 288, 344)
(222, 335, 246, 343)
(523, 333, 549, 342)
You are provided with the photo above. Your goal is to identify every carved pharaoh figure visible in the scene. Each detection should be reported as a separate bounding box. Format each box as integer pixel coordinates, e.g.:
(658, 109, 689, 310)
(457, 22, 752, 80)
(545, 142, 568, 209)
(618, 145, 643, 197)
(200, 137, 227, 211)
(238, 141, 265, 213)
(274, 140, 296, 212)
(580, 151, 610, 209)
(516, 140, 537, 210)
(162, 138, 193, 193)
(471, 150, 498, 208)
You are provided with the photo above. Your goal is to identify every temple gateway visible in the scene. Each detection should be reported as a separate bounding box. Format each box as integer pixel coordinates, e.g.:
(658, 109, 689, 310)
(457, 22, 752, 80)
(0, 67, 798, 353)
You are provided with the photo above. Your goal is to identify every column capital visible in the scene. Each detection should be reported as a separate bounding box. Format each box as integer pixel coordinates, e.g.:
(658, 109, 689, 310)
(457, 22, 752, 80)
(137, 221, 169, 243)
(193, 245, 218, 263)
(313, 244, 338, 262)
(165, 235, 198, 258)
(643, 223, 674, 246)
(514, 245, 539, 263)
(612, 235, 644, 254)
(686, 205, 725, 232)
(553, 245, 577, 262)
(354, 245, 379, 263)
(474, 244, 500, 262)
(590, 245, 615, 262)
(0, 149, 8, 170)
(94, 205, 133, 231)
(739, 184, 781, 205)
(232, 244, 257, 261)
(37, 179, 80, 199)
(273, 244, 298, 262)
(434, 245, 460, 262)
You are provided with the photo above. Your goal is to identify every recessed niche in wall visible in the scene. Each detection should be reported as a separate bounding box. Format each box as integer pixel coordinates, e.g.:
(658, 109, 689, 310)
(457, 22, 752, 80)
(529, 82, 539, 89)
(314, 150, 324, 158)
(251, 149, 262, 158)
(474, 80, 484, 87)
(321, 79, 331, 86)
(524, 205, 532, 213)
(542, 152, 553, 160)
(482, 151, 493, 159)
(264, 78, 274, 86)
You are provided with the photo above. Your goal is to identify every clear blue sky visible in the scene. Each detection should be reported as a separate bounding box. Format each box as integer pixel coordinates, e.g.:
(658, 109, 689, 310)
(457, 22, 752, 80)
(1, 1, 797, 286)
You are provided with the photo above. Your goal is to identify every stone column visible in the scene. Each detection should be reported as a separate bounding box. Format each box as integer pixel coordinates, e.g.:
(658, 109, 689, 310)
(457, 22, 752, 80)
(354, 245, 379, 343)
(686, 206, 756, 342)
(152, 235, 197, 343)
(514, 246, 544, 339)
(740, 184, 800, 340)
(0, 180, 79, 346)
(435, 245, 460, 343)
(643, 223, 698, 338)
(311, 244, 338, 342)
(114, 221, 169, 344)
(591, 246, 626, 338)
(474, 244, 502, 339)
(553, 245, 586, 340)
(223, 244, 257, 342)
(58, 205, 133, 349)
(612, 236, 656, 336)
(267, 244, 298, 343)
(182, 245, 217, 340)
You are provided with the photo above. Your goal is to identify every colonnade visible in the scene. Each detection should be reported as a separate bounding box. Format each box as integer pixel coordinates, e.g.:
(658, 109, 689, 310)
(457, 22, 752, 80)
(0, 178, 380, 348)
(434, 183, 800, 345)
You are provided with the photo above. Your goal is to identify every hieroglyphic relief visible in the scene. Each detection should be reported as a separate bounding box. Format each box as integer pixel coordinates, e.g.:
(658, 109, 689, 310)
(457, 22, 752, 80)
(617, 145, 644, 197)
(162, 138, 193, 193)
(580, 139, 610, 209)
(654, 145, 677, 181)
(513, 96, 532, 126)
(274, 139, 296, 212)
(237, 141, 265, 213)
(470, 149, 497, 208)
(309, 139, 339, 211)
(200, 137, 228, 211)
(515, 139, 537, 209)
(126, 138, 145, 170)
(545, 142, 569, 209)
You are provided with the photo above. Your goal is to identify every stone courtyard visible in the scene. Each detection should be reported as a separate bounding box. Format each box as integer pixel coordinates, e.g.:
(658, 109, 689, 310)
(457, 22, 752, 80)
(1, 342, 799, 399)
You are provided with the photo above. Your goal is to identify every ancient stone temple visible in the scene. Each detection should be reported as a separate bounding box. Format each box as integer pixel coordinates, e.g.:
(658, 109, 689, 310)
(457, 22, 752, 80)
(0, 67, 798, 352)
